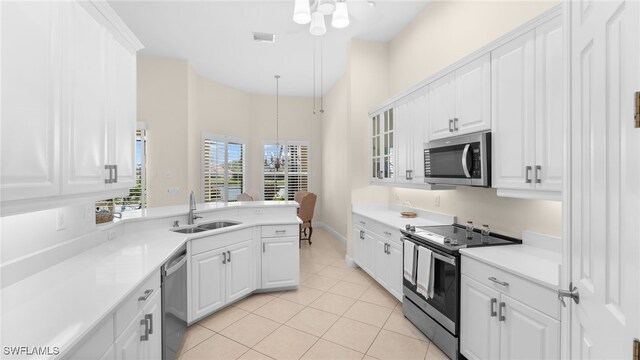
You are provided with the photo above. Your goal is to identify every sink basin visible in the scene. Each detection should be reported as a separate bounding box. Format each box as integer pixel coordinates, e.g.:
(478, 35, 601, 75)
(170, 227, 207, 234)
(197, 221, 241, 230)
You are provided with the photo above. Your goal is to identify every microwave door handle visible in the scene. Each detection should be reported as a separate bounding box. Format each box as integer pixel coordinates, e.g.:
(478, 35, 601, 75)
(461, 144, 471, 178)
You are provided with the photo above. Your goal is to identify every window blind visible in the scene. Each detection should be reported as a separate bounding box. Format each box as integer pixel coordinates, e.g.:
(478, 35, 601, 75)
(263, 142, 310, 201)
(202, 136, 245, 202)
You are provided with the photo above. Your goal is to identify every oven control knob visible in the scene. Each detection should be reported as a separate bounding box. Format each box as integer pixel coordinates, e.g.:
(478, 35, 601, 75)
(410, 226, 416, 232)
(450, 238, 459, 246)
(443, 237, 451, 244)
(405, 224, 411, 231)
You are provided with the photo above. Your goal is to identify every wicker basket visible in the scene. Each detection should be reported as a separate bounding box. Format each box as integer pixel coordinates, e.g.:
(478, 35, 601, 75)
(96, 211, 114, 224)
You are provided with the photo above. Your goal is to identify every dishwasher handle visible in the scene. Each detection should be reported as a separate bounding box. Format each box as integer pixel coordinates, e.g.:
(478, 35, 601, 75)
(165, 252, 187, 277)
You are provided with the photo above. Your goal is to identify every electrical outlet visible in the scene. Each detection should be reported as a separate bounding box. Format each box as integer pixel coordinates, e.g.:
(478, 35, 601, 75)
(435, 195, 441, 207)
(254, 208, 263, 215)
(56, 209, 66, 231)
(84, 206, 94, 223)
(167, 187, 180, 194)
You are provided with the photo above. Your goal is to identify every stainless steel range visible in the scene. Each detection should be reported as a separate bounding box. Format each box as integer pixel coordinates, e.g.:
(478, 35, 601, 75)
(400, 224, 521, 359)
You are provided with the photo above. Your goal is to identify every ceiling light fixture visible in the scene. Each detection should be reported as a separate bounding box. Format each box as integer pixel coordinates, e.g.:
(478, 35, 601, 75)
(293, 0, 349, 36)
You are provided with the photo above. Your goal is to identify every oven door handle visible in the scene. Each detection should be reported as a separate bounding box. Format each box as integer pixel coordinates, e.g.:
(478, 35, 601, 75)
(461, 144, 471, 178)
(432, 251, 457, 266)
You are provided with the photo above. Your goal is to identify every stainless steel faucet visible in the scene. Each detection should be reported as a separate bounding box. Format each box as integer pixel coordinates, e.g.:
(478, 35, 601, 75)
(188, 190, 202, 225)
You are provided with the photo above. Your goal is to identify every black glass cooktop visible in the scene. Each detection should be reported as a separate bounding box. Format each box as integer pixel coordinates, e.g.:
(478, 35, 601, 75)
(400, 224, 521, 254)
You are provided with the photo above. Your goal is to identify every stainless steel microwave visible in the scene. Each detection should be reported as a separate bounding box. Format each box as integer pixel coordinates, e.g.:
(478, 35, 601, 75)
(424, 131, 491, 187)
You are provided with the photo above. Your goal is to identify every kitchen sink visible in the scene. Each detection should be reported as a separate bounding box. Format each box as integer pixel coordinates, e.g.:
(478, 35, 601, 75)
(170, 227, 208, 234)
(197, 221, 241, 230)
(170, 220, 241, 234)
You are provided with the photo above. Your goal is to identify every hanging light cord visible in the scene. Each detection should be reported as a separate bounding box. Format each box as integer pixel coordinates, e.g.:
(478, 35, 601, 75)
(312, 40, 316, 114)
(275, 75, 280, 143)
(320, 40, 324, 113)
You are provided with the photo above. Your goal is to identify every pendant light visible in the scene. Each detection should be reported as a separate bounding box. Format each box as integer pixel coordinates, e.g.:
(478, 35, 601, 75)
(318, 0, 336, 15)
(332, 1, 349, 29)
(293, 0, 311, 24)
(309, 11, 326, 36)
(274, 75, 284, 170)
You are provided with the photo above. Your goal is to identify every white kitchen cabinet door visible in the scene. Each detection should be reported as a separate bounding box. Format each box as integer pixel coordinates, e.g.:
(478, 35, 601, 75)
(499, 294, 560, 360)
(191, 249, 225, 320)
(534, 16, 563, 192)
(62, 1, 108, 194)
(455, 54, 491, 135)
(491, 30, 536, 190)
(106, 33, 137, 190)
(353, 227, 367, 271)
(460, 275, 501, 360)
(410, 90, 428, 184)
(394, 99, 411, 184)
(387, 241, 403, 300)
(141, 289, 162, 360)
(373, 237, 390, 289)
(371, 112, 382, 182)
(261, 236, 299, 289)
(0, 1, 61, 201)
(226, 240, 253, 303)
(428, 73, 456, 140)
(115, 311, 144, 360)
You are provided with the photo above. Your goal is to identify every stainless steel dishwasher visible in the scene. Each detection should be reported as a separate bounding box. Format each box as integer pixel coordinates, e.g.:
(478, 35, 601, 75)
(162, 246, 188, 360)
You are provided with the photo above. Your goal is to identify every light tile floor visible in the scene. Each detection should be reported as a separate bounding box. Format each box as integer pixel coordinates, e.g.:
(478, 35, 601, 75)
(178, 228, 450, 360)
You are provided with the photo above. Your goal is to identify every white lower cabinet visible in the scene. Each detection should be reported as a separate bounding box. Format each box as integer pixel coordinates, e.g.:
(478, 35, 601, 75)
(261, 234, 299, 289)
(115, 288, 162, 360)
(352, 215, 403, 301)
(460, 257, 560, 360)
(189, 235, 253, 322)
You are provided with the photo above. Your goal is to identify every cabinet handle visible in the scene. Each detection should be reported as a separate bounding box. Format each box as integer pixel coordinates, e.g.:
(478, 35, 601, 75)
(406, 170, 410, 180)
(448, 119, 453, 132)
(222, 252, 227, 264)
(498, 302, 506, 321)
(275, 230, 286, 234)
(359, 221, 366, 225)
(535, 165, 542, 183)
(525, 166, 532, 183)
(145, 314, 153, 334)
(453, 118, 459, 131)
(138, 289, 153, 302)
(359, 230, 365, 240)
(227, 250, 231, 263)
(407, 170, 413, 180)
(263, 243, 266, 253)
(113, 165, 118, 183)
(490, 298, 497, 317)
(140, 319, 149, 341)
(104, 165, 113, 184)
(488, 277, 509, 287)
(384, 231, 392, 236)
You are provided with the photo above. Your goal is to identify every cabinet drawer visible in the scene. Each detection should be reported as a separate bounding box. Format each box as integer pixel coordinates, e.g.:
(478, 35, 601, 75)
(64, 315, 114, 359)
(261, 224, 298, 238)
(191, 228, 253, 255)
(461, 256, 559, 320)
(352, 214, 403, 246)
(115, 271, 160, 337)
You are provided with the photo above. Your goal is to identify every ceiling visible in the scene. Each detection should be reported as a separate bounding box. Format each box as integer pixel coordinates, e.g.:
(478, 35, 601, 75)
(109, 0, 429, 97)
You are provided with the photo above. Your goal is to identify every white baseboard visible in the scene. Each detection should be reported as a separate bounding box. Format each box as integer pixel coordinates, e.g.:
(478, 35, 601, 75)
(344, 255, 358, 268)
(314, 222, 347, 246)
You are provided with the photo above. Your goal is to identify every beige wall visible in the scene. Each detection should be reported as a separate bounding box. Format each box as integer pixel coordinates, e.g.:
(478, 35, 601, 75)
(138, 57, 323, 215)
(137, 57, 189, 207)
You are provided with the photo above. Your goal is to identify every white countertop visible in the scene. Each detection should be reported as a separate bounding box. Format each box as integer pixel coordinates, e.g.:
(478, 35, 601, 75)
(0, 202, 299, 359)
(352, 204, 455, 230)
(460, 244, 562, 290)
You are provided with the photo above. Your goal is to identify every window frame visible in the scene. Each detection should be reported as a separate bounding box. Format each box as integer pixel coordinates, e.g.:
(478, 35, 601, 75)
(201, 133, 247, 203)
(261, 140, 311, 201)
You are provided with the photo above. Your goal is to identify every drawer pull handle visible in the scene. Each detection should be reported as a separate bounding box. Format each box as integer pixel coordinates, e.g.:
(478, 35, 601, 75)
(359, 221, 366, 225)
(140, 319, 149, 341)
(488, 277, 509, 287)
(227, 250, 231, 263)
(138, 289, 153, 302)
(145, 314, 153, 334)
(490, 298, 497, 317)
(499, 302, 506, 322)
(384, 231, 392, 236)
(275, 230, 287, 234)
(263, 243, 266, 253)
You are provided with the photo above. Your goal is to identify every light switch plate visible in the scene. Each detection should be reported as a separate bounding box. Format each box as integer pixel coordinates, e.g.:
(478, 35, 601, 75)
(56, 209, 66, 231)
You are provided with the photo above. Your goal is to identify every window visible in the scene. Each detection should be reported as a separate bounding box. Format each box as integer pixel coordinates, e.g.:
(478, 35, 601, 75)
(263, 142, 310, 200)
(96, 129, 147, 212)
(202, 134, 245, 202)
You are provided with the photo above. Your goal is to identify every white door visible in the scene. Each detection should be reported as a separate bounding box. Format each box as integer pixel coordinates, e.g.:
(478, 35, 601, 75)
(106, 33, 137, 190)
(62, 1, 108, 194)
(455, 54, 491, 135)
(373, 237, 389, 289)
(570, 0, 640, 358)
(141, 289, 162, 360)
(191, 249, 225, 320)
(499, 294, 560, 360)
(410, 90, 428, 184)
(460, 275, 500, 360)
(226, 240, 253, 303)
(534, 16, 564, 192)
(428, 73, 456, 140)
(115, 312, 144, 360)
(261, 236, 299, 288)
(491, 30, 535, 190)
(387, 241, 403, 300)
(0, 1, 61, 201)
(394, 99, 411, 184)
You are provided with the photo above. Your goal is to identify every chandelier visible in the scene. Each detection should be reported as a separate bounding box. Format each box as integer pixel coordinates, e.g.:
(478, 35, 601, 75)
(293, 0, 349, 36)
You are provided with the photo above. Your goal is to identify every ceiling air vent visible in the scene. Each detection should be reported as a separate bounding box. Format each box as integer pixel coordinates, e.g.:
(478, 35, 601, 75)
(252, 32, 276, 43)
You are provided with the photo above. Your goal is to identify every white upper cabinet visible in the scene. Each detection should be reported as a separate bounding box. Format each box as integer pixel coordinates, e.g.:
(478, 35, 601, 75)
(492, 15, 563, 199)
(370, 108, 395, 183)
(0, 1, 61, 201)
(0, 0, 142, 214)
(394, 88, 429, 186)
(429, 54, 491, 141)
